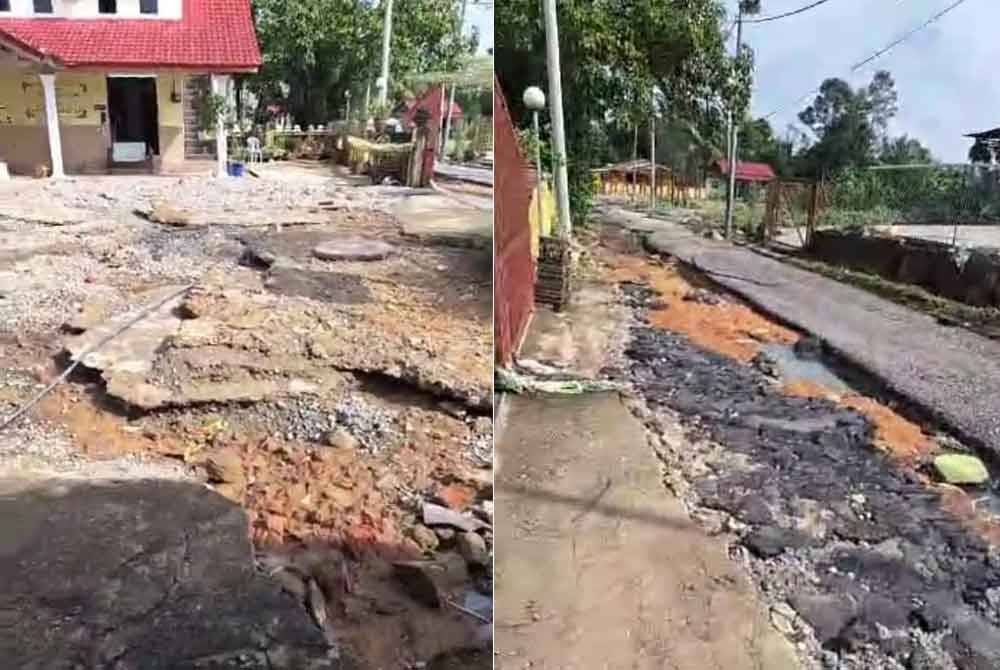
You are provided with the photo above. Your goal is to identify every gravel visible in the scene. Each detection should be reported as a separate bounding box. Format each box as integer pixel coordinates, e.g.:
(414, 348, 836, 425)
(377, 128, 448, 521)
(623, 283, 1000, 670)
(333, 395, 399, 454)
(2, 175, 401, 215)
(0, 371, 191, 482)
(0, 174, 416, 336)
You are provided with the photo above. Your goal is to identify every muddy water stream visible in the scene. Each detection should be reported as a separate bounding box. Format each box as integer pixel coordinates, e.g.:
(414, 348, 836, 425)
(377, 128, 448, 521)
(759, 343, 852, 393)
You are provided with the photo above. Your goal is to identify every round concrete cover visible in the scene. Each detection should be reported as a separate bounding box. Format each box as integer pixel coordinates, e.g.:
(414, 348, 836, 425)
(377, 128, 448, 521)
(313, 238, 395, 261)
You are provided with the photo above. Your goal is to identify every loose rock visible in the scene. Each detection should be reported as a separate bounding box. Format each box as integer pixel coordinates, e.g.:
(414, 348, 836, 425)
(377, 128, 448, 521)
(457, 532, 489, 567)
(325, 428, 359, 451)
(206, 448, 245, 485)
(422, 502, 487, 533)
(933, 454, 989, 485)
(144, 202, 195, 227)
(411, 524, 440, 553)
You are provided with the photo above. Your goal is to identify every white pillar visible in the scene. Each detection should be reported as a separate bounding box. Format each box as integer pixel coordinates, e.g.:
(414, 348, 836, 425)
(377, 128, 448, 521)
(39, 73, 64, 178)
(211, 74, 229, 177)
(378, 0, 394, 106)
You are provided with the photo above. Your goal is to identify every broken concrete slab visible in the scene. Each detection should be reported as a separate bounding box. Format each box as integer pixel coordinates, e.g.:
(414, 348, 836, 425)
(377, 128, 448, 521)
(137, 205, 332, 228)
(65, 285, 189, 408)
(313, 239, 395, 262)
(393, 194, 491, 250)
(64, 284, 490, 411)
(0, 478, 342, 669)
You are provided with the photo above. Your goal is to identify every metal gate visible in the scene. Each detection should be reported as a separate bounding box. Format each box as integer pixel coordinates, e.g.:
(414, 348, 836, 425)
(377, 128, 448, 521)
(494, 77, 535, 366)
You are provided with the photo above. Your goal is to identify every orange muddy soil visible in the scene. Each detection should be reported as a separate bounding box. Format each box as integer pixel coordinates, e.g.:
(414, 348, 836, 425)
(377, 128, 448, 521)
(603, 251, 797, 361)
(600, 244, 1000, 543)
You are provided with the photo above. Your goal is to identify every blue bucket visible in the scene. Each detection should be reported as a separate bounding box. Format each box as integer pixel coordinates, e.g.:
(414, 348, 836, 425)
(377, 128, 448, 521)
(227, 161, 246, 177)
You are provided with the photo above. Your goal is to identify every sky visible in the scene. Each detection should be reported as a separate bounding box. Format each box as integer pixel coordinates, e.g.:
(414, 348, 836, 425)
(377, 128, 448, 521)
(725, 0, 995, 163)
(465, 1, 494, 55)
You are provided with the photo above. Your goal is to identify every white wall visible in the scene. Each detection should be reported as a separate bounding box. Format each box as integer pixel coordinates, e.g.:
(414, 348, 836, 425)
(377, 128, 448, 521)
(2, 0, 182, 19)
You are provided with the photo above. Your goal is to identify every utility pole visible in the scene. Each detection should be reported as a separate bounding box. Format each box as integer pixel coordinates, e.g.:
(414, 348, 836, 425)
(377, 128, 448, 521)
(723, 4, 744, 239)
(650, 93, 657, 209)
(441, 0, 469, 159)
(363, 81, 371, 124)
(542, 0, 572, 238)
(377, 0, 394, 106)
(631, 125, 638, 201)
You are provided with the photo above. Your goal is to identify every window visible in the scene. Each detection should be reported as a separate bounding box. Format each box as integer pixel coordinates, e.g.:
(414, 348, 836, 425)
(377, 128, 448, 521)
(33, 0, 52, 13)
(99, 0, 117, 13)
(139, 0, 157, 14)
(0, 0, 9, 11)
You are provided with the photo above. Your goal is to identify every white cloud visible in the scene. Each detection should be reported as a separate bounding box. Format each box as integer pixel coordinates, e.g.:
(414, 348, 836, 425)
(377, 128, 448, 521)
(465, 2, 494, 54)
(732, 0, 994, 162)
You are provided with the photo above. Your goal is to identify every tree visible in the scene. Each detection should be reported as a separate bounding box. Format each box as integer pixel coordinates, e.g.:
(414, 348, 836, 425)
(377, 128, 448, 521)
(738, 116, 793, 176)
(796, 71, 898, 177)
(866, 70, 898, 143)
(250, 0, 472, 125)
(969, 140, 993, 164)
(496, 0, 734, 224)
(880, 135, 932, 165)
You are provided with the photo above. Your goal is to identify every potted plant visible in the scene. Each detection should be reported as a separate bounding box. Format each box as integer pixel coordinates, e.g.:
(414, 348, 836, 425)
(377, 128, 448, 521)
(371, 102, 391, 135)
(197, 92, 228, 141)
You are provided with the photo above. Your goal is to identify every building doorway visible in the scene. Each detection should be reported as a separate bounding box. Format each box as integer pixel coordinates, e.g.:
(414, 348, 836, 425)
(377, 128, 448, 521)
(107, 76, 159, 160)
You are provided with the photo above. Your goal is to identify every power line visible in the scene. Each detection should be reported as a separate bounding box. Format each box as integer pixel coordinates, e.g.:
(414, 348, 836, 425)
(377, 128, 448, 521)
(761, 0, 975, 120)
(745, 0, 837, 24)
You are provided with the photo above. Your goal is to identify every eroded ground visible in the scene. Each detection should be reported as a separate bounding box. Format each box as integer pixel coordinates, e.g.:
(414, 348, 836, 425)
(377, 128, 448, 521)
(0, 172, 492, 669)
(591, 224, 1000, 670)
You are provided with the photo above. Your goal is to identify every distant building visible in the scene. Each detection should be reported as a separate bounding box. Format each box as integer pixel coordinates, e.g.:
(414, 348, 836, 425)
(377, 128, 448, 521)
(0, 0, 261, 176)
(964, 127, 1000, 164)
(711, 159, 777, 183)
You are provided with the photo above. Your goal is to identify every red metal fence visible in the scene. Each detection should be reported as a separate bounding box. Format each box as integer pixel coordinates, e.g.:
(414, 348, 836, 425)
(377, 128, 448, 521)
(493, 77, 536, 366)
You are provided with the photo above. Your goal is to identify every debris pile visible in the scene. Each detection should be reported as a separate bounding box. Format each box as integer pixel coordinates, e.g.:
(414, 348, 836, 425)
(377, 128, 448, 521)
(624, 287, 1000, 670)
(0, 172, 493, 669)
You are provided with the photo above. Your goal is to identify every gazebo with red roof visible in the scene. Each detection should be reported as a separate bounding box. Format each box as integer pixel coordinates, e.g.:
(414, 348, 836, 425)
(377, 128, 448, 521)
(0, 0, 260, 177)
(712, 158, 777, 183)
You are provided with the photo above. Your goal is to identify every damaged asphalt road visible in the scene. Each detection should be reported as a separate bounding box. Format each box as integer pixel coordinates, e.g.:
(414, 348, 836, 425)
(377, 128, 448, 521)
(602, 203, 1000, 462)
(622, 283, 1000, 670)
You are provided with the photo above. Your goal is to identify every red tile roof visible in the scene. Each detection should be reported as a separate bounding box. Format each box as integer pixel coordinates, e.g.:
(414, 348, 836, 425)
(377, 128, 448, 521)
(0, 0, 261, 70)
(714, 159, 777, 182)
(401, 86, 463, 127)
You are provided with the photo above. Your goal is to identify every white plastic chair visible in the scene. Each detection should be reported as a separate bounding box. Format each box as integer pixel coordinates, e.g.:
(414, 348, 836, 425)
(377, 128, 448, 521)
(246, 137, 263, 164)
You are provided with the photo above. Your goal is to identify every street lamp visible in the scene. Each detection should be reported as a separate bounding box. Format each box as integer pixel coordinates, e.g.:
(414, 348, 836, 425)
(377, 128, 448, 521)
(524, 86, 546, 235)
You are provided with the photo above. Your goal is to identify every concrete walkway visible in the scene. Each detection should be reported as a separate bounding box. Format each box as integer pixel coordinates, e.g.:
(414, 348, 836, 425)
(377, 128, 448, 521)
(392, 192, 492, 249)
(495, 284, 798, 670)
(600, 202, 1000, 457)
(495, 393, 797, 670)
